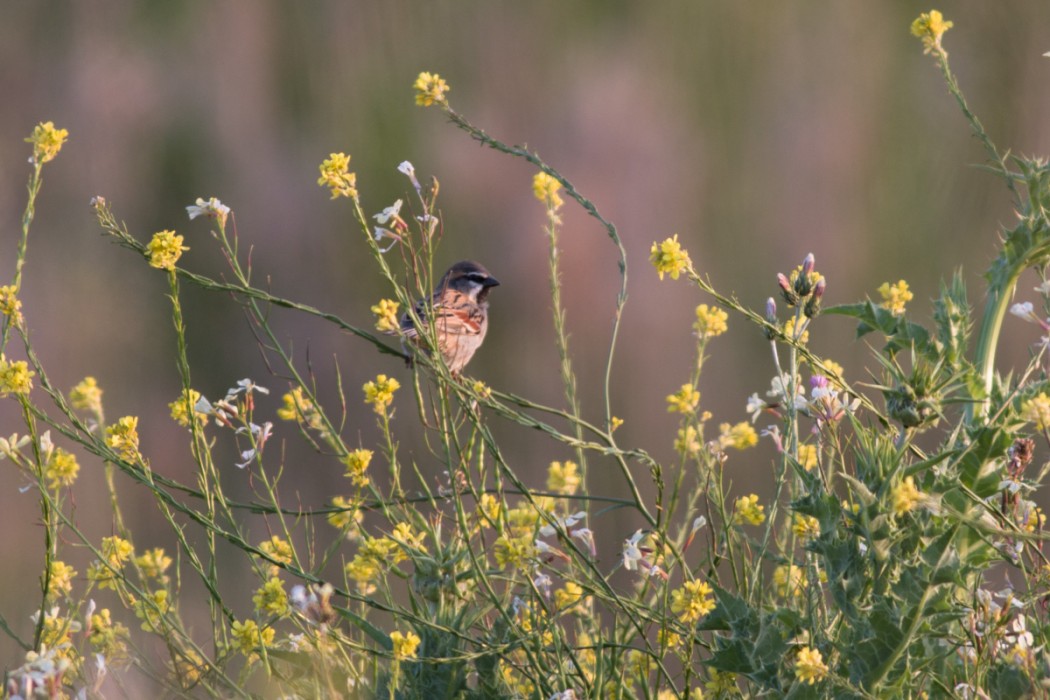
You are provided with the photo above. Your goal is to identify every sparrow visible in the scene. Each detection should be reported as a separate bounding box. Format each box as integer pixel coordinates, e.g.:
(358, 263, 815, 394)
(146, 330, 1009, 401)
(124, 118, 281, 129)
(400, 260, 500, 375)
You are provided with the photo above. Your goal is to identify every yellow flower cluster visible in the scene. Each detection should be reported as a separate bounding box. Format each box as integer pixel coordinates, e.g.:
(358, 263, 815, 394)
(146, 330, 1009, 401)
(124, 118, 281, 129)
(44, 447, 79, 489)
(794, 646, 829, 685)
(343, 448, 374, 487)
(371, 298, 401, 333)
(670, 579, 716, 623)
(414, 71, 450, 107)
(718, 421, 757, 450)
(797, 443, 818, 471)
(88, 608, 130, 663)
(1021, 392, 1050, 431)
(733, 494, 765, 526)
(258, 536, 294, 576)
(0, 285, 22, 324)
(105, 416, 141, 462)
(390, 629, 422, 659)
(782, 316, 809, 344)
(25, 121, 69, 164)
(674, 425, 702, 456)
(169, 388, 205, 427)
(547, 460, 581, 495)
(0, 355, 33, 397)
(363, 374, 400, 415)
(327, 495, 362, 531)
(317, 152, 357, 199)
(554, 581, 585, 610)
(493, 535, 535, 570)
(47, 560, 77, 599)
(773, 564, 807, 598)
(253, 577, 289, 617)
(147, 230, 188, 271)
(231, 619, 275, 659)
(892, 476, 924, 516)
(649, 234, 692, 281)
(136, 547, 173, 583)
(532, 171, 564, 210)
(666, 384, 700, 414)
(910, 10, 953, 54)
(694, 304, 728, 338)
(877, 280, 913, 316)
(792, 513, 820, 541)
(69, 377, 103, 415)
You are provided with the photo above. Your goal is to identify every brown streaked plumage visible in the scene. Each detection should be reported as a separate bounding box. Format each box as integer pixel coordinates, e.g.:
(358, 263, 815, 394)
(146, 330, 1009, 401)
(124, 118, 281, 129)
(400, 260, 499, 375)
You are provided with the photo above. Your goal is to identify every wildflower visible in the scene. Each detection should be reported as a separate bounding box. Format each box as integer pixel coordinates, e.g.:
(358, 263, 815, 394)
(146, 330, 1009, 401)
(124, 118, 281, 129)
(675, 425, 702, 456)
(706, 669, 737, 694)
(363, 374, 400, 415)
(554, 581, 585, 610)
(343, 448, 373, 487)
(877, 280, 913, 316)
(46, 560, 77, 599)
(147, 230, 189, 271)
(371, 299, 400, 333)
(135, 548, 172, 582)
(649, 234, 692, 280)
(69, 377, 103, 415)
(0, 355, 34, 396)
(253, 577, 289, 617)
(44, 447, 79, 489)
(258, 536, 293, 574)
(910, 10, 953, 54)
(276, 386, 324, 430)
(571, 527, 597, 557)
(398, 160, 422, 192)
(390, 629, 422, 659)
(101, 536, 135, 567)
(327, 495, 362, 532)
(667, 384, 700, 414)
(774, 564, 807, 598)
(610, 416, 624, 431)
(622, 530, 667, 579)
(88, 607, 130, 663)
(782, 316, 809, 344)
(547, 460, 581, 495)
(317, 152, 357, 199)
(476, 492, 502, 525)
(25, 121, 69, 164)
(1021, 392, 1050, 431)
(670, 579, 716, 623)
(391, 522, 427, 554)
(472, 380, 492, 399)
(345, 555, 381, 593)
(169, 388, 206, 427)
(718, 421, 758, 450)
(532, 172, 564, 210)
(892, 476, 924, 516)
(797, 443, 818, 471)
(133, 589, 171, 632)
(230, 619, 275, 658)
(105, 416, 140, 462)
(794, 647, 829, 685)
(792, 513, 820, 541)
(493, 535, 535, 569)
(693, 304, 728, 338)
(0, 285, 22, 324)
(733, 494, 765, 526)
(414, 71, 450, 106)
(185, 197, 230, 227)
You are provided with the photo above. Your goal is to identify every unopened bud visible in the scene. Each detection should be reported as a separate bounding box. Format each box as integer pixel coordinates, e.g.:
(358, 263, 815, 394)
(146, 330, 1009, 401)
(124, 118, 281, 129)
(778, 273, 798, 306)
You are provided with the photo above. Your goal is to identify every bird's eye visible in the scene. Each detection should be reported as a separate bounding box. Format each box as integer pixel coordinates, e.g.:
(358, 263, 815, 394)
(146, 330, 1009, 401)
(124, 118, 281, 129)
(467, 273, 488, 283)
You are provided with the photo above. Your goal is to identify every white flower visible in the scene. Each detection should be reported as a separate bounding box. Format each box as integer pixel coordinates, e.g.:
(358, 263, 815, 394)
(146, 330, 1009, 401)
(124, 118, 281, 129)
(398, 160, 421, 190)
(186, 197, 230, 225)
(691, 516, 707, 534)
(373, 199, 403, 225)
(622, 530, 644, 570)
(373, 227, 400, 253)
(745, 393, 766, 422)
(533, 574, 552, 599)
(1010, 301, 1036, 321)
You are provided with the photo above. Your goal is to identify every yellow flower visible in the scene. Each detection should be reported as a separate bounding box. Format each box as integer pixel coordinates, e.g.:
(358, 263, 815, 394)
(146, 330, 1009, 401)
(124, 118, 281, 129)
(147, 230, 188, 271)
(390, 630, 422, 659)
(371, 299, 400, 333)
(774, 564, 807, 598)
(667, 384, 701, 414)
(169, 388, 206, 427)
(0, 285, 22, 324)
(532, 172, 563, 210)
(253, 577, 289, 617)
(135, 548, 173, 582)
(230, 619, 275, 658)
(25, 121, 69, 164)
(670, 579, 716, 623)
(877, 280, 913, 316)
(1022, 392, 1050, 431)
(413, 71, 450, 106)
(133, 589, 171, 632)
(0, 355, 34, 396)
(472, 380, 492, 399)
(705, 669, 737, 694)
(493, 535, 535, 570)
(88, 608, 130, 663)
(105, 416, 141, 462)
(317, 152, 358, 199)
(796, 443, 818, 471)
(554, 581, 585, 610)
(649, 234, 693, 280)
(392, 522, 427, 553)
(783, 316, 809, 344)
(346, 555, 381, 593)
(69, 377, 103, 415)
(675, 426, 702, 456)
(794, 646, 829, 685)
(547, 460, 581, 495)
(892, 476, 924, 516)
(477, 493, 502, 526)
(910, 10, 953, 54)
(733, 494, 765, 526)
(258, 536, 294, 573)
(327, 495, 362, 531)
(343, 448, 374, 487)
(718, 421, 757, 450)
(363, 374, 400, 415)
(819, 359, 845, 387)
(44, 447, 79, 489)
(792, 513, 820, 541)
(46, 560, 77, 599)
(694, 304, 728, 338)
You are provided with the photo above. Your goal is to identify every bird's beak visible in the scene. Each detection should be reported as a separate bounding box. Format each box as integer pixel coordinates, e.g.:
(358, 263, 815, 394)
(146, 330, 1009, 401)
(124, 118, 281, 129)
(483, 276, 500, 287)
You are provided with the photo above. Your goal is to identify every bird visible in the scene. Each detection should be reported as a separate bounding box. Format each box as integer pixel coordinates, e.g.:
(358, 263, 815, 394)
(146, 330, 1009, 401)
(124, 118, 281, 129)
(399, 260, 499, 375)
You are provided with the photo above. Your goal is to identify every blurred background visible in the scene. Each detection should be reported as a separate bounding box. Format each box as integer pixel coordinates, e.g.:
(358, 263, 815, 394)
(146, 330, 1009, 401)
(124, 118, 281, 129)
(2, 0, 1050, 681)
